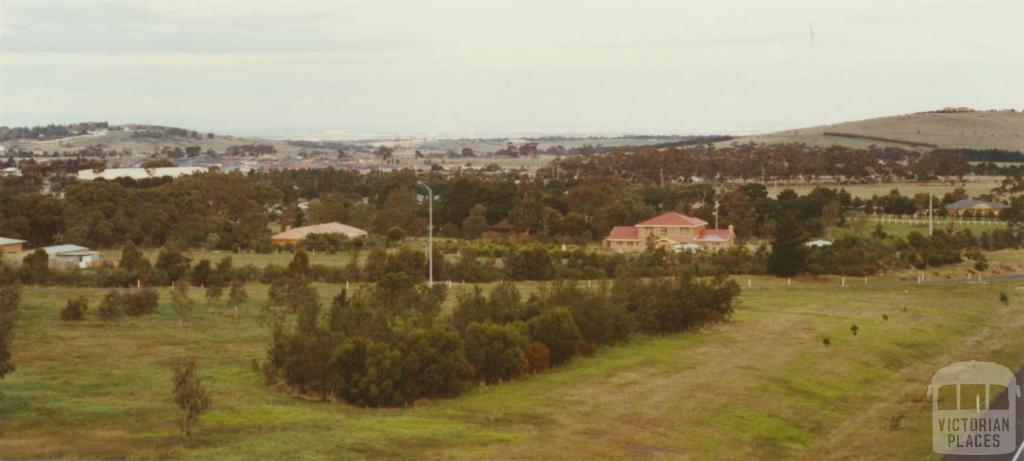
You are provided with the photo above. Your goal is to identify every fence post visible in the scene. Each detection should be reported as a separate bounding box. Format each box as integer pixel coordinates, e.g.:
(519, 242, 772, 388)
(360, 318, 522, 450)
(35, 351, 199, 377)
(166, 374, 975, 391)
(747, 278, 752, 288)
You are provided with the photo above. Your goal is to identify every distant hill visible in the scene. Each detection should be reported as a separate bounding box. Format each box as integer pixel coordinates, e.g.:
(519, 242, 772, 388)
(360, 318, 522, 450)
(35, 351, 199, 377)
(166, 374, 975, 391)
(722, 109, 1024, 151)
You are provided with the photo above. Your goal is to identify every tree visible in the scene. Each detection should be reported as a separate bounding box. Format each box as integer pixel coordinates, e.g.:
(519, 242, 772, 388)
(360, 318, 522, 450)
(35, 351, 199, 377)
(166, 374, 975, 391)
(463, 322, 528, 384)
(0, 286, 21, 378)
(524, 341, 550, 373)
(768, 213, 808, 277)
(287, 249, 310, 279)
(171, 282, 195, 327)
(401, 327, 472, 398)
(190, 259, 212, 287)
(119, 242, 151, 283)
(227, 281, 248, 317)
(20, 248, 49, 285)
(461, 204, 489, 239)
(61, 296, 89, 321)
(172, 360, 211, 437)
(527, 308, 581, 366)
(205, 285, 224, 307)
(154, 244, 192, 285)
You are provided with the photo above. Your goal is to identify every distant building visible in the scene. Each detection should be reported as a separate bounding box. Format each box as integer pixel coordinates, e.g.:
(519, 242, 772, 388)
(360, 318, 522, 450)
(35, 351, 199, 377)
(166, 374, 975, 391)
(77, 167, 208, 181)
(804, 239, 832, 248)
(603, 212, 735, 253)
(271, 222, 368, 247)
(40, 244, 102, 269)
(944, 199, 1009, 216)
(0, 237, 26, 253)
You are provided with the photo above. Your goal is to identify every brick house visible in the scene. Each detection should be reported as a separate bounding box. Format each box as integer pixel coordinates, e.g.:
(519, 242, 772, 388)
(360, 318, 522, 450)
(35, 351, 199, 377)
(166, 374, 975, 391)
(603, 212, 735, 253)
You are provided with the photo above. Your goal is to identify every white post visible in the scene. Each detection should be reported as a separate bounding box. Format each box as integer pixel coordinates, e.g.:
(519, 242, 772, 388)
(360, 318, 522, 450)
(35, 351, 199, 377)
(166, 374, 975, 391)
(864, 276, 867, 285)
(787, 277, 792, 286)
(345, 280, 350, 291)
(841, 276, 846, 287)
(747, 278, 752, 288)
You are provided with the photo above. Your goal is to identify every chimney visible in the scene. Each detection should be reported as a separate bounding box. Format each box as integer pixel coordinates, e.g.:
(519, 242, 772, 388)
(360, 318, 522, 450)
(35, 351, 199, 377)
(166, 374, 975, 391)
(728, 224, 734, 234)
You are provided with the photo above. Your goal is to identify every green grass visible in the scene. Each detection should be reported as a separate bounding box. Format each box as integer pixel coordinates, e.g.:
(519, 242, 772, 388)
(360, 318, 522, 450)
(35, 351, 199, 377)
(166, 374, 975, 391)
(2, 279, 1023, 459)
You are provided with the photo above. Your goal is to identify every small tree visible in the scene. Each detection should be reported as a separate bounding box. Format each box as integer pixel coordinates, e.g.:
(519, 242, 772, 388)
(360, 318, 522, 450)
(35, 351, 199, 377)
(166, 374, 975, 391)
(527, 308, 581, 366)
(768, 213, 809, 277)
(20, 249, 50, 285)
(0, 286, 22, 378)
(172, 360, 211, 437)
(227, 281, 248, 317)
(61, 296, 89, 321)
(524, 341, 550, 373)
(97, 290, 125, 321)
(171, 282, 195, 327)
(205, 285, 224, 308)
(464, 322, 528, 384)
(287, 249, 310, 279)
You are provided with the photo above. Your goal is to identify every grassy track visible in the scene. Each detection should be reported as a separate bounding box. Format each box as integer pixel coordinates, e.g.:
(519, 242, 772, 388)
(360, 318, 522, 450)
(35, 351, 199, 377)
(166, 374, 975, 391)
(2, 276, 1023, 459)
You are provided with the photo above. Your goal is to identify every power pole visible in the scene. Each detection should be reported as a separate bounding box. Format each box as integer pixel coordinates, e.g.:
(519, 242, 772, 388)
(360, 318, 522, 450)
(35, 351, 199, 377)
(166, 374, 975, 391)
(714, 200, 720, 229)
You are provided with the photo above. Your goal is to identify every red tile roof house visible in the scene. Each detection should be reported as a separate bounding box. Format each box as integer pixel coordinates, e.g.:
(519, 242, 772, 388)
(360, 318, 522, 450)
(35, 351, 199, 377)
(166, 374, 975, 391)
(603, 212, 735, 252)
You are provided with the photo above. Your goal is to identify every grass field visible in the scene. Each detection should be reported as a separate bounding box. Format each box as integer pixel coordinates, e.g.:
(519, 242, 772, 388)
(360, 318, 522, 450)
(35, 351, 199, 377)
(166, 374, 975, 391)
(765, 177, 1003, 199)
(2, 273, 1023, 459)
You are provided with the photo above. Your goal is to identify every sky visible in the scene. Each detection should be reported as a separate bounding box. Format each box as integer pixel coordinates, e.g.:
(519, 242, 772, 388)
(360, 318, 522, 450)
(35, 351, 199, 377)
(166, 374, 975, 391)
(1, 0, 1023, 138)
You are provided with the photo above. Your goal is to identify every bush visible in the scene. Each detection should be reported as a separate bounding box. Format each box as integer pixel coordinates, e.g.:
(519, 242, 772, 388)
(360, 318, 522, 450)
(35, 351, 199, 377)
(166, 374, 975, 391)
(524, 341, 550, 373)
(123, 288, 159, 316)
(97, 290, 124, 321)
(527, 308, 581, 366)
(463, 322, 528, 384)
(61, 296, 89, 321)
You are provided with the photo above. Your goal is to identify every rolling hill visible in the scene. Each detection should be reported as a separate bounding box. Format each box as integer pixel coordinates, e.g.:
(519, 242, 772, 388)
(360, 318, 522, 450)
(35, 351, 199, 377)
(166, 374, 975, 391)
(722, 109, 1024, 151)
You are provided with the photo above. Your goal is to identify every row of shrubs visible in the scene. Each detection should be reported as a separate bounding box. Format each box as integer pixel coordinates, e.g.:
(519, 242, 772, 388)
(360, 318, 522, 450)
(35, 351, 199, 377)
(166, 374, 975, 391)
(264, 270, 740, 407)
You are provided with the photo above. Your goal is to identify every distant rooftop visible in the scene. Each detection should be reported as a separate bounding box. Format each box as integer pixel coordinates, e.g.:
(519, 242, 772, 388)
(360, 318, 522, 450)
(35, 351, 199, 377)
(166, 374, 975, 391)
(636, 212, 708, 228)
(77, 167, 208, 181)
(944, 199, 1008, 210)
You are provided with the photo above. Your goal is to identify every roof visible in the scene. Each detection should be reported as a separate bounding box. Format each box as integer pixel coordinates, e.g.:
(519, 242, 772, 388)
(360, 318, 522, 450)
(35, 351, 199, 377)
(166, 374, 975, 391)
(0, 237, 27, 246)
(636, 212, 708, 227)
(42, 244, 90, 256)
(606, 226, 640, 240)
(694, 228, 732, 242)
(804, 239, 833, 247)
(944, 199, 1008, 210)
(55, 250, 101, 257)
(271, 222, 368, 241)
(77, 167, 208, 181)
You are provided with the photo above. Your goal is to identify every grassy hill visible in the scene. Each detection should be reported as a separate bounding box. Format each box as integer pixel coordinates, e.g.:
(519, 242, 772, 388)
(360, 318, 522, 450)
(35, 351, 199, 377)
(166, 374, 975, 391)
(0, 126, 303, 157)
(723, 110, 1024, 151)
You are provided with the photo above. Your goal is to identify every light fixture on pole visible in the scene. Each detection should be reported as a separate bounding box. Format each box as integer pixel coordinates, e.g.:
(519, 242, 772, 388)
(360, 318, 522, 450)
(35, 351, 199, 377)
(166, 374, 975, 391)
(417, 181, 433, 287)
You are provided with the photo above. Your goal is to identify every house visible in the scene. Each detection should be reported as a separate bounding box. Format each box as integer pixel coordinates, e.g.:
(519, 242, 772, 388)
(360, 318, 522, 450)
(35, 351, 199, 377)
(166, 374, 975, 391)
(0, 237, 26, 253)
(271, 222, 368, 247)
(804, 239, 832, 248)
(41, 244, 102, 269)
(603, 212, 735, 253)
(944, 199, 1009, 217)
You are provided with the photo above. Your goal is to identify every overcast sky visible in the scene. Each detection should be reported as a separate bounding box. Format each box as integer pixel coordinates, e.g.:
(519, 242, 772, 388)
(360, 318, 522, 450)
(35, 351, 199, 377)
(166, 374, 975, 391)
(1, 0, 1022, 137)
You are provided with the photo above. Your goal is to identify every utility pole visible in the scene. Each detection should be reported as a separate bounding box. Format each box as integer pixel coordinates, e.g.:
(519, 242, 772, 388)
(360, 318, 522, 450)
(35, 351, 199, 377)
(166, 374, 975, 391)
(928, 193, 933, 236)
(714, 200, 720, 229)
(417, 181, 433, 287)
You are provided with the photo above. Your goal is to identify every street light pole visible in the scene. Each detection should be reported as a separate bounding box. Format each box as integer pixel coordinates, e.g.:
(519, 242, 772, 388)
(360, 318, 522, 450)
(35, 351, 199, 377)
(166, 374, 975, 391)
(417, 181, 433, 287)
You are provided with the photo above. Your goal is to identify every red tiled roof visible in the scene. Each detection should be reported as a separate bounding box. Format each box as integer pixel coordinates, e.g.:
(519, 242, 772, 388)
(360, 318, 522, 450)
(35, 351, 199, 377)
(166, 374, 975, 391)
(695, 228, 732, 242)
(606, 226, 640, 240)
(636, 212, 708, 227)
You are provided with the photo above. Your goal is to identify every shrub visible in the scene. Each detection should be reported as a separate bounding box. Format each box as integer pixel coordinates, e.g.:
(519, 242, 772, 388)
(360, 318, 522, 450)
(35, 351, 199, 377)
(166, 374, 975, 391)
(822, 337, 831, 347)
(1000, 292, 1009, 305)
(463, 322, 528, 384)
(97, 290, 124, 321)
(61, 296, 89, 321)
(850, 324, 859, 336)
(401, 327, 472, 398)
(524, 341, 550, 373)
(123, 288, 159, 316)
(527, 308, 581, 366)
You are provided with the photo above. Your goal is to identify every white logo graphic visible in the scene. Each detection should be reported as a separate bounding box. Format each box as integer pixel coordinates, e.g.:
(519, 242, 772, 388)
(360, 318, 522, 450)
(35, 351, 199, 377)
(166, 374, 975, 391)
(928, 361, 1021, 456)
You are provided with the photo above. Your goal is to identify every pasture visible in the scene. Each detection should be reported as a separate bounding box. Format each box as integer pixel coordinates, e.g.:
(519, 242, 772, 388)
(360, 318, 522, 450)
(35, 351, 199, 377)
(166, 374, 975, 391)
(2, 274, 1023, 459)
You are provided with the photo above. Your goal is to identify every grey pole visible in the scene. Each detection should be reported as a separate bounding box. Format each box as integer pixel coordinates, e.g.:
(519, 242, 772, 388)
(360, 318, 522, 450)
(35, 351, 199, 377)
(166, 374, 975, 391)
(418, 181, 433, 287)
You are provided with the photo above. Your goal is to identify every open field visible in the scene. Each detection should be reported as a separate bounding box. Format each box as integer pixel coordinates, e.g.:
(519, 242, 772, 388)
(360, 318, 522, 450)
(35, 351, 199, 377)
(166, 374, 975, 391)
(765, 177, 1004, 199)
(2, 272, 1023, 459)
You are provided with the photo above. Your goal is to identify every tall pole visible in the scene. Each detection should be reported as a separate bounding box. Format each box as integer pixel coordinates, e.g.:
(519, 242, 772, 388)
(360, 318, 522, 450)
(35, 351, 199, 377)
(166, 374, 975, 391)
(714, 200, 720, 229)
(418, 181, 433, 287)
(928, 193, 933, 236)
